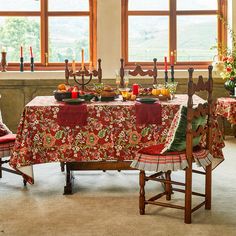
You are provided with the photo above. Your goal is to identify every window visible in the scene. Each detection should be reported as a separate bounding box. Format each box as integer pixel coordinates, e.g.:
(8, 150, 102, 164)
(122, 0, 228, 69)
(0, 0, 97, 70)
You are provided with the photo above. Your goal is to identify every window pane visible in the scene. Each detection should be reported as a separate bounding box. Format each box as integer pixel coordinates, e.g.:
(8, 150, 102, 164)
(49, 17, 89, 62)
(177, 0, 217, 10)
(129, 16, 168, 62)
(177, 16, 217, 61)
(128, 0, 168, 11)
(0, 17, 40, 62)
(0, 0, 39, 11)
(48, 0, 89, 12)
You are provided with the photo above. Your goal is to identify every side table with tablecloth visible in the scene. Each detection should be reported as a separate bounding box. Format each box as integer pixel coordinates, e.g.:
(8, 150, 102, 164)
(215, 97, 236, 137)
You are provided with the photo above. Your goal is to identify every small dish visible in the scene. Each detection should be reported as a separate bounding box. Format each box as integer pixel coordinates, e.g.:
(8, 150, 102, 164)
(136, 97, 158, 104)
(62, 98, 85, 105)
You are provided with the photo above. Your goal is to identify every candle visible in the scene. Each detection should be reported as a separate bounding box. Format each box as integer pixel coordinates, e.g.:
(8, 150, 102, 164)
(164, 56, 168, 71)
(72, 60, 76, 74)
(20, 46, 23, 57)
(71, 90, 78, 99)
(81, 49, 84, 70)
(170, 51, 174, 66)
(2, 47, 6, 53)
(30, 46, 33, 58)
(132, 84, 139, 96)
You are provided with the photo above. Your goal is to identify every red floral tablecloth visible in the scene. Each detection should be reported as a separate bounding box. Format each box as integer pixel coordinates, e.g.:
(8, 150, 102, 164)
(215, 97, 236, 124)
(10, 95, 225, 184)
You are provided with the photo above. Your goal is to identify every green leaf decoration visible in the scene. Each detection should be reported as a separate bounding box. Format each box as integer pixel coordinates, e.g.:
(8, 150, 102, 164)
(55, 130, 63, 140)
(98, 129, 106, 138)
(141, 127, 150, 137)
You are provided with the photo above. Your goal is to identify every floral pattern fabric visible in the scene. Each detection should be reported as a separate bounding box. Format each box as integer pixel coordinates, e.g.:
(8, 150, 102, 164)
(215, 98, 236, 124)
(9, 95, 225, 183)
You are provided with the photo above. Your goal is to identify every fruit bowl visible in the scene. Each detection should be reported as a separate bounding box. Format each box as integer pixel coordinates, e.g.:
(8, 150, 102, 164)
(53, 90, 72, 101)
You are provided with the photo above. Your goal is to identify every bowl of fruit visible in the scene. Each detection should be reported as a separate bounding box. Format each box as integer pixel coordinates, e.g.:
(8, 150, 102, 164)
(54, 83, 72, 101)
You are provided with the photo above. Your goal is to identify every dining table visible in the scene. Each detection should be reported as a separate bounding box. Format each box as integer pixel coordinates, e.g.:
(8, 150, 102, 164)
(10, 95, 225, 194)
(215, 97, 236, 137)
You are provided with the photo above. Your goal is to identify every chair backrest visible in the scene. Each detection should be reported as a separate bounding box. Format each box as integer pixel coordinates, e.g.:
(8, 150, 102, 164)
(186, 65, 213, 160)
(119, 58, 158, 87)
(64, 59, 103, 89)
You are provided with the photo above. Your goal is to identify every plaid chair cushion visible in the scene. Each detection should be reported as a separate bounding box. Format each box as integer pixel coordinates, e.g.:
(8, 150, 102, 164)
(0, 121, 11, 137)
(131, 144, 213, 172)
(0, 140, 15, 158)
(0, 134, 16, 144)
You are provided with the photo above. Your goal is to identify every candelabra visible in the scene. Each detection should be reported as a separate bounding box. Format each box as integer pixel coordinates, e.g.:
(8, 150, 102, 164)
(1, 52, 7, 72)
(65, 59, 102, 90)
(20, 57, 24, 72)
(30, 57, 34, 72)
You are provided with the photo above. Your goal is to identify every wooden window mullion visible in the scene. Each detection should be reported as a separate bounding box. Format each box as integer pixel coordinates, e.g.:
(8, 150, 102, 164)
(41, 0, 48, 65)
(169, 0, 176, 61)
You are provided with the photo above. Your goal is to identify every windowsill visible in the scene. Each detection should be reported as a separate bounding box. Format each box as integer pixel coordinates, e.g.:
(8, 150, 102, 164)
(0, 69, 221, 81)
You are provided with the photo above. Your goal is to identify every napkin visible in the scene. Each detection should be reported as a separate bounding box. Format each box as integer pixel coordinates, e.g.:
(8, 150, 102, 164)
(57, 104, 88, 127)
(135, 102, 162, 125)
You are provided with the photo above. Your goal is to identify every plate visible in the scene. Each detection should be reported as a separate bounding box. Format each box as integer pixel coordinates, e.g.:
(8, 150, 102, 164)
(62, 98, 85, 105)
(101, 96, 115, 101)
(136, 97, 158, 104)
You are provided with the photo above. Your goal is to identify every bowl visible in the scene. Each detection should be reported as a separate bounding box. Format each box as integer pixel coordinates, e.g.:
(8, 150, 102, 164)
(53, 90, 72, 101)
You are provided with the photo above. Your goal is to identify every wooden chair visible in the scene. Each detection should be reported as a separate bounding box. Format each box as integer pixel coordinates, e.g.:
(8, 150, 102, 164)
(131, 65, 213, 223)
(119, 58, 158, 87)
(0, 120, 26, 185)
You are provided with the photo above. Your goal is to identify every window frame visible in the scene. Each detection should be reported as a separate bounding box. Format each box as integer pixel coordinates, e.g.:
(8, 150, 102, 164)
(0, 0, 97, 71)
(122, 0, 228, 69)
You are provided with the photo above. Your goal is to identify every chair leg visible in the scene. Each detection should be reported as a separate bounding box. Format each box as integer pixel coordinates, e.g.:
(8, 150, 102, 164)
(205, 164, 212, 210)
(165, 170, 172, 201)
(139, 170, 146, 215)
(0, 160, 2, 178)
(60, 162, 65, 172)
(185, 164, 192, 224)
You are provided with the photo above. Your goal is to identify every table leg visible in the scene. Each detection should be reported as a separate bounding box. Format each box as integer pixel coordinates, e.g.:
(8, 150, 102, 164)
(60, 162, 65, 172)
(64, 163, 74, 195)
(233, 124, 236, 138)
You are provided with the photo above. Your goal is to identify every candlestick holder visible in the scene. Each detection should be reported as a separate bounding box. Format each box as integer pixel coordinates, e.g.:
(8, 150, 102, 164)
(65, 59, 102, 90)
(20, 57, 24, 72)
(1, 52, 7, 72)
(30, 57, 34, 72)
(171, 65, 174, 82)
(164, 71, 168, 83)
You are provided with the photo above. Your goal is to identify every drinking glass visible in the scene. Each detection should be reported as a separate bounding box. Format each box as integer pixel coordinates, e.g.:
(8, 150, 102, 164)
(115, 70, 120, 89)
(119, 88, 129, 101)
(93, 83, 104, 100)
(124, 70, 129, 88)
(166, 82, 178, 99)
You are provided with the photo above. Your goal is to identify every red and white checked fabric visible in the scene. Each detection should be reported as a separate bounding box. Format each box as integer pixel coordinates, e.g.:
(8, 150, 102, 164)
(131, 147, 213, 172)
(0, 141, 15, 159)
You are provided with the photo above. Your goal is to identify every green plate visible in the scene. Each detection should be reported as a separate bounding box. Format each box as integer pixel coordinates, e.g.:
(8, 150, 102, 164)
(62, 98, 85, 105)
(100, 96, 115, 101)
(136, 97, 158, 104)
